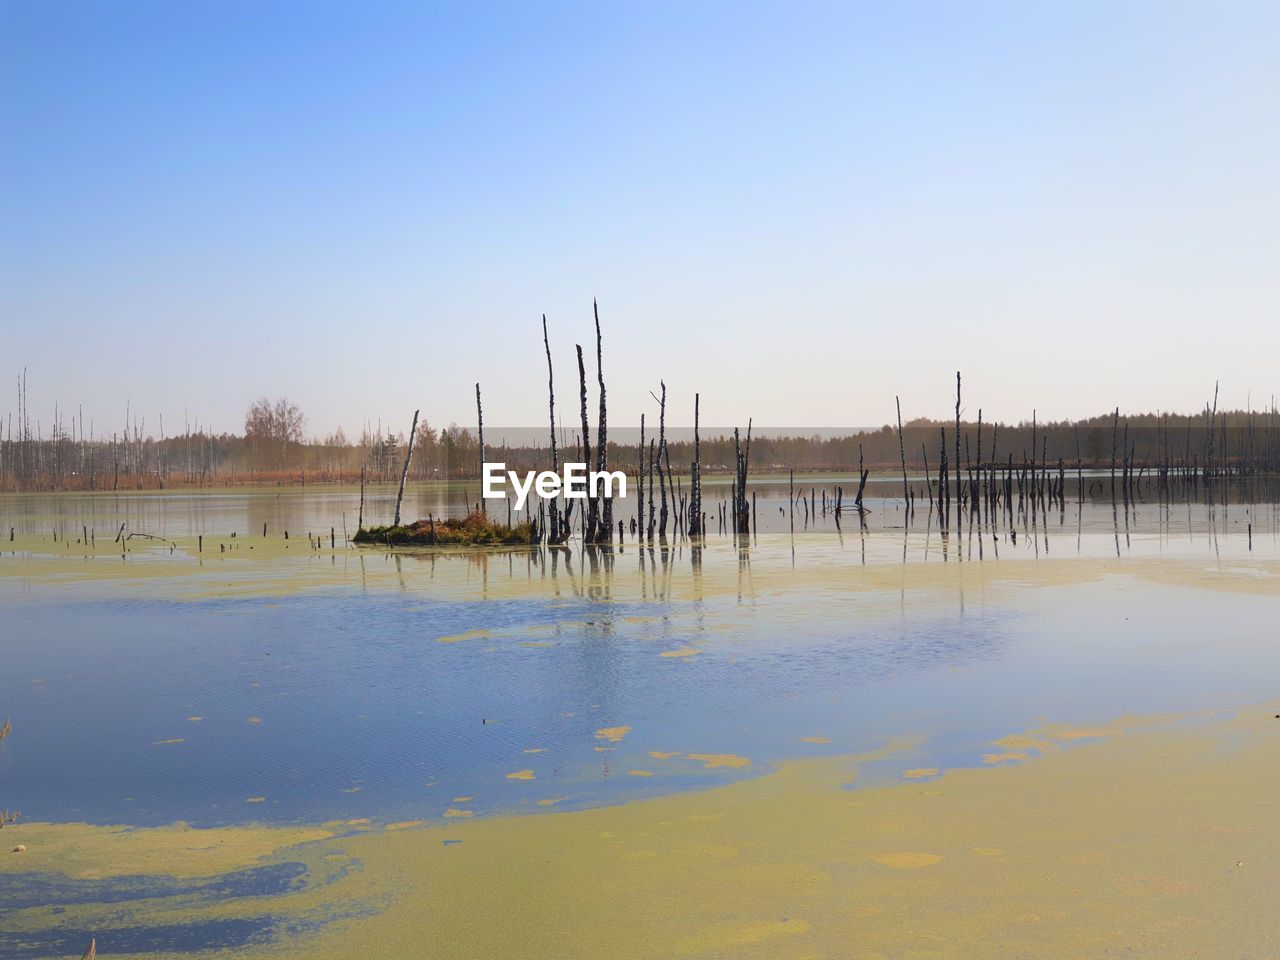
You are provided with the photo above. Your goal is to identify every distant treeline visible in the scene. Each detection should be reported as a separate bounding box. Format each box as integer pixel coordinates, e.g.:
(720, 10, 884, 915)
(3, 400, 1277, 492)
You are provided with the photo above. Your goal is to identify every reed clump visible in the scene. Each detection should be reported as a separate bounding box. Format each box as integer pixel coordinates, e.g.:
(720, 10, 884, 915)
(354, 511, 534, 546)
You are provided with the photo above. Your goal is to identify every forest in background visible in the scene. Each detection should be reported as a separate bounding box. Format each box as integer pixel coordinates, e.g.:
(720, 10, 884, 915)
(3, 376, 1277, 492)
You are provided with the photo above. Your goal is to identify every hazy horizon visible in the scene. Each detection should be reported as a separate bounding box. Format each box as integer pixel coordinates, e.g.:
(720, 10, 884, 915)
(4, 2, 1278, 436)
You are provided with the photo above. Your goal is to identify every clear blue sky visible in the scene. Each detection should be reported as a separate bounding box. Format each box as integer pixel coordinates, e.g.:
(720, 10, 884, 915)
(3, 1, 1277, 438)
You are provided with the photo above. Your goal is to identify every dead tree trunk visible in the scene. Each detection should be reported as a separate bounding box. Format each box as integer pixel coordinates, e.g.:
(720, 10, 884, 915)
(955, 372, 962, 513)
(1110, 407, 1119, 497)
(593, 300, 611, 543)
(358, 465, 366, 531)
(475, 384, 485, 514)
(393, 409, 420, 527)
(688, 393, 702, 537)
(542, 315, 560, 543)
(896, 395, 909, 508)
(734, 419, 752, 534)
(576, 345, 597, 542)
(663, 433, 677, 535)
(656, 381, 668, 538)
(638, 412, 645, 543)
(647, 437, 657, 538)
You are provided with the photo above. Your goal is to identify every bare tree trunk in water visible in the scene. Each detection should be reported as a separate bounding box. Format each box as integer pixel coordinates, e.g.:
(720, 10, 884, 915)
(542, 315, 560, 542)
(576, 345, 597, 542)
(638, 413, 645, 543)
(1111, 407, 1119, 497)
(475, 384, 485, 514)
(955, 372, 962, 513)
(896, 396, 909, 508)
(733, 420, 752, 534)
(663, 432, 676, 535)
(358, 465, 366, 531)
(593, 300, 611, 543)
(393, 409, 419, 527)
(656, 381, 668, 538)
(688, 393, 702, 537)
(647, 438, 657, 538)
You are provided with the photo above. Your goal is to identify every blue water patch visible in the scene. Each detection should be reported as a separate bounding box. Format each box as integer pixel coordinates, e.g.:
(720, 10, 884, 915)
(0, 588, 1015, 825)
(3, 575, 1279, 829)
(0, 917, 279, 959)
(0, 861, 308, 912)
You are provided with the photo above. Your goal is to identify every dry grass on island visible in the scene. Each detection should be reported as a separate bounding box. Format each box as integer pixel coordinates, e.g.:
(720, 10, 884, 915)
(353, 511, 535, 547)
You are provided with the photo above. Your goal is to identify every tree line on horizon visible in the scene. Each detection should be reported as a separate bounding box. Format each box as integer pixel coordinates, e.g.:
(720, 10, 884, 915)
(2, 378, 1276, 493)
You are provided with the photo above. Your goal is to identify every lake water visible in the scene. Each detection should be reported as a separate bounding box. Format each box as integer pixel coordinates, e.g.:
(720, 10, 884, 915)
(2, 481, 1277, 831)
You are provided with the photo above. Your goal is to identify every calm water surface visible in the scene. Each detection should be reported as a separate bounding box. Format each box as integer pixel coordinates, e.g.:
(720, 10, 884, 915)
(1, 484, 1278, 828)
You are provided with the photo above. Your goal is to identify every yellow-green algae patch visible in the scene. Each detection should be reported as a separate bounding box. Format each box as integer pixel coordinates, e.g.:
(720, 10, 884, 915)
(7, 705, 1279, 958)
(0, 821, 332, 881)
(594, 725, 630, 743)
(684, 753, 752, 769)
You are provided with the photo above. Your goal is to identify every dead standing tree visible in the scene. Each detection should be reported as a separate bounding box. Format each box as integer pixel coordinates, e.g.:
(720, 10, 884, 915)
(955, 372, 962, 514)
(542, 315, 561, 543)
(654, 382, 669, 538)
(896, 395, 909, 509)
(392, 408, 419, 527)
(476, 384, 485, 514)
(592, 300, 612, 543)
(733, 419, 752, 534)
(637, 413, 645, 541)
(688, 393, 703, 537)
(576, 344, 597, 542)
